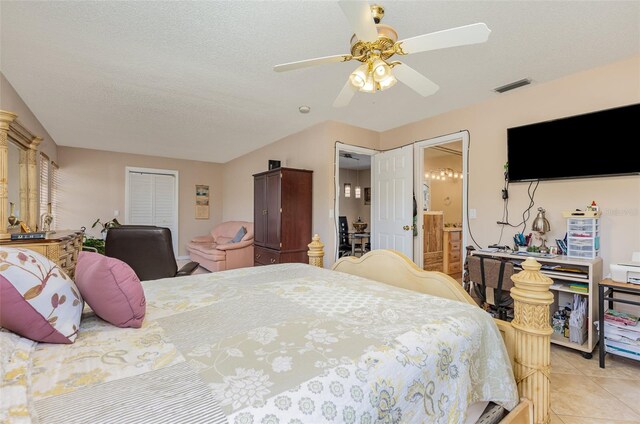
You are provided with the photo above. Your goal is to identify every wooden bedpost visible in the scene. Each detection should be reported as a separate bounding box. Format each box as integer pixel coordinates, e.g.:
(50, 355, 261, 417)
(307, 234, 324, 268)
(509, 257, 553, 424)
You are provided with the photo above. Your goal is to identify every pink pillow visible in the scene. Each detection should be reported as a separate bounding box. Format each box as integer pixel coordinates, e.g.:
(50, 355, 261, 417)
(74, 252, 145, 328)
(0, 247, 83, 343)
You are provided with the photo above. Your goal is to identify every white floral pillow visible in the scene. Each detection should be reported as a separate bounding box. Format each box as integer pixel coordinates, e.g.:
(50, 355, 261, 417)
(0, 247, 83, 343)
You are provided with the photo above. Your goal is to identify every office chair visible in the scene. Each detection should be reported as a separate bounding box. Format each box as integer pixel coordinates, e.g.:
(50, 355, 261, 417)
(462, 245, 475, 293)
(105, 225, 199, 281)
(466, 255, 514, 320)
(337, 216, 352, 258)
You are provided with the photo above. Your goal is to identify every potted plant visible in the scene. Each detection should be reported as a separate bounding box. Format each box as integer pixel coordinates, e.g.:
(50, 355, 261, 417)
(81, 218, 121, 254)
(92, 218, 121, 238)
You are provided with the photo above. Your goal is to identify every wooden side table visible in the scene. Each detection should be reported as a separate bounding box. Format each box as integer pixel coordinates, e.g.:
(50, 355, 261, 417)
(598, 278, 640, 368)
(0, 230, 84, 278)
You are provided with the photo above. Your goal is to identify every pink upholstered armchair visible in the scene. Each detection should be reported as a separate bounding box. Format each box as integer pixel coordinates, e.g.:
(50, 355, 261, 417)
(186, 221, 254, 272)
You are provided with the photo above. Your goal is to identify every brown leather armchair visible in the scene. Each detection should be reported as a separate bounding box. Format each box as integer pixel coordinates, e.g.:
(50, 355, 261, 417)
(105, 226, 199, 281)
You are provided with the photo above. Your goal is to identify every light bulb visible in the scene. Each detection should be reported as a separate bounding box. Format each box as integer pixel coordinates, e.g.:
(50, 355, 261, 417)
(454, 172, 459, 178)
(372, 59, 391, 82)
(349, 64, 368, 89)
(448, 170, 453, 177)
(440, 170, 445, 176)
(357, 63, 376, 94)
(377, 74, 397, 91)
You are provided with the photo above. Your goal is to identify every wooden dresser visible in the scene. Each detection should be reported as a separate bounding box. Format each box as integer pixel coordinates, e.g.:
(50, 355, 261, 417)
(0, 230, 84, 278)
(443, 228, 462, 276)
(423, 212, 443, 272)
(253, 167, 313, 265)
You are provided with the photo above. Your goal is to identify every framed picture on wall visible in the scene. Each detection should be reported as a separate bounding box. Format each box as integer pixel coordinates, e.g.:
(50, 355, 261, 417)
(195, 184, 210, 219)
(364, 187, 371, 205)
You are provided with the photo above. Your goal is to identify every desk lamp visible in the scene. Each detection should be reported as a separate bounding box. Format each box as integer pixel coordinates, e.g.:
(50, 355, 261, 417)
(531, 207, 551, 253)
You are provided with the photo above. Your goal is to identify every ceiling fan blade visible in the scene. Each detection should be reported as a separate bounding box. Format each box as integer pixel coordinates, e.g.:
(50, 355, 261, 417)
(397, 23, 491, 55)
(339, 1, 379, 43)
(274, 54, 352, 72)
(333, 79, 358, 108)
(393, 62, 439, 97)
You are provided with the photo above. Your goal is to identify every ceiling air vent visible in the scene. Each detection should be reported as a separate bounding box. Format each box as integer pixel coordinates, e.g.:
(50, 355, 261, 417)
(494, 78, 532, 94)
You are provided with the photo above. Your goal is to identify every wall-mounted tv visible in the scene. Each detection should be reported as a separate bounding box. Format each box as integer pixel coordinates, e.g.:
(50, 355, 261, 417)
(507, 103, 640, 182)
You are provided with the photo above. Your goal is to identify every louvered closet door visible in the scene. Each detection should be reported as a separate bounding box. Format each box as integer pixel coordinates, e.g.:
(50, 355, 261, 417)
(127, 171, 178, 254)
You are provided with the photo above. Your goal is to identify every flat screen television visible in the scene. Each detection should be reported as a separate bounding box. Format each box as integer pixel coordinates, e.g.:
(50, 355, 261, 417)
(506, 103, 640, 182)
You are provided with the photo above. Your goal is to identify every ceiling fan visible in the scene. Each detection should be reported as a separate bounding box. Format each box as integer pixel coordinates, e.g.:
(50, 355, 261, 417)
(274, 1, 491, 107)
(340, 152, 360, 160)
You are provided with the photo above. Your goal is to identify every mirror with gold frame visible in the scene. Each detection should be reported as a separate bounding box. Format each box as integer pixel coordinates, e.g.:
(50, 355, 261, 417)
(0, 110, 41, 239)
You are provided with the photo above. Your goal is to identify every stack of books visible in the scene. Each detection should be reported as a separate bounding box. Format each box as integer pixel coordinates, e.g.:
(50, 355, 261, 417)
(603, 309, 640, 361)
(569, 283, 588, 293)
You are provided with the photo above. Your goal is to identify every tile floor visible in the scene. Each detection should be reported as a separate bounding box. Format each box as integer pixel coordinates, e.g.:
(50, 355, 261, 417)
(550, 343, 640, 423)
(178, 260, 640, 423)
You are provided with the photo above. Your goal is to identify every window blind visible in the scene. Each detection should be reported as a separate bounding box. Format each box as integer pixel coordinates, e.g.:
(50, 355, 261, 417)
(51, 162, 60, 230)
(39, 153, 50, 221)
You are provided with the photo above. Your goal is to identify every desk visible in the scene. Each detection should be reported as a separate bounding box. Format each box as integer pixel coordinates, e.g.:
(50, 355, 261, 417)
(350, 232, 370, 257)
(471, 249, 602, 357)
(598, 278, 640, 368)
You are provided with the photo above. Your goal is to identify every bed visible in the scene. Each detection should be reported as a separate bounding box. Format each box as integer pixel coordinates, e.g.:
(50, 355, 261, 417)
(1, 237, 552, 424)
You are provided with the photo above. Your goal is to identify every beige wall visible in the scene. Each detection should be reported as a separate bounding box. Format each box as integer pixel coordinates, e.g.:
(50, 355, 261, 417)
(56, 146, 223, 256)
(222, 121, 380, 267)
(381, 55, 640, 279)
(1, 73, 57, 161)
(338, 168, 371, 229)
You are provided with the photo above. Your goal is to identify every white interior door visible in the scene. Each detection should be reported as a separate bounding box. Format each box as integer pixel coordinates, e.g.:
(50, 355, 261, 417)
(413, 132, 469, 269)
(126, 168, 179, 254)
(371, 145, 414, 258)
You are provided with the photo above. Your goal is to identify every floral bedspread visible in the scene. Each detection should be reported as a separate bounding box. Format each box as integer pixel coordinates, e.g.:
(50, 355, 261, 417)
(1, 263, 518, 424)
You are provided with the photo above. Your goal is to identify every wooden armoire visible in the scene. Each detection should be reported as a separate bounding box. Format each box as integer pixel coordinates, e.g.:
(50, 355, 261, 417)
(253, 167, 313, 265)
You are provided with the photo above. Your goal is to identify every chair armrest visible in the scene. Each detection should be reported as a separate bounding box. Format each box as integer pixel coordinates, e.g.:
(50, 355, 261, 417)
(190, 235, 214, 243)
(176, 261, 200, 276)
(215, 240, 253, 251)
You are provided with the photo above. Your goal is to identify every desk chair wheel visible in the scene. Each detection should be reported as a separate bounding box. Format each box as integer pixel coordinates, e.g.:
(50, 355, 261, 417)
(581, 352, 593, 360)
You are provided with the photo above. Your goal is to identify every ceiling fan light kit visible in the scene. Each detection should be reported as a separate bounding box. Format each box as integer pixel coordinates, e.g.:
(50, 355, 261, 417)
(274, 2, 491, 107)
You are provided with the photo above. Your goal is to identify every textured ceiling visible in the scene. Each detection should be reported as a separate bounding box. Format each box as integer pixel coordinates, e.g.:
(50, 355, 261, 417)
(1, 1, 639, 163)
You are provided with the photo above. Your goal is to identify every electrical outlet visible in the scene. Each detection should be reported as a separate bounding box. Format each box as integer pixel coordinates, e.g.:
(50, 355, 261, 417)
(469, 209, 477, 219)
(329, 209, 334, 218)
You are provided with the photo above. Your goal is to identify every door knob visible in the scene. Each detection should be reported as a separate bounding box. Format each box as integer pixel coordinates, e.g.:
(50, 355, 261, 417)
(403, 225, 410, 231)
